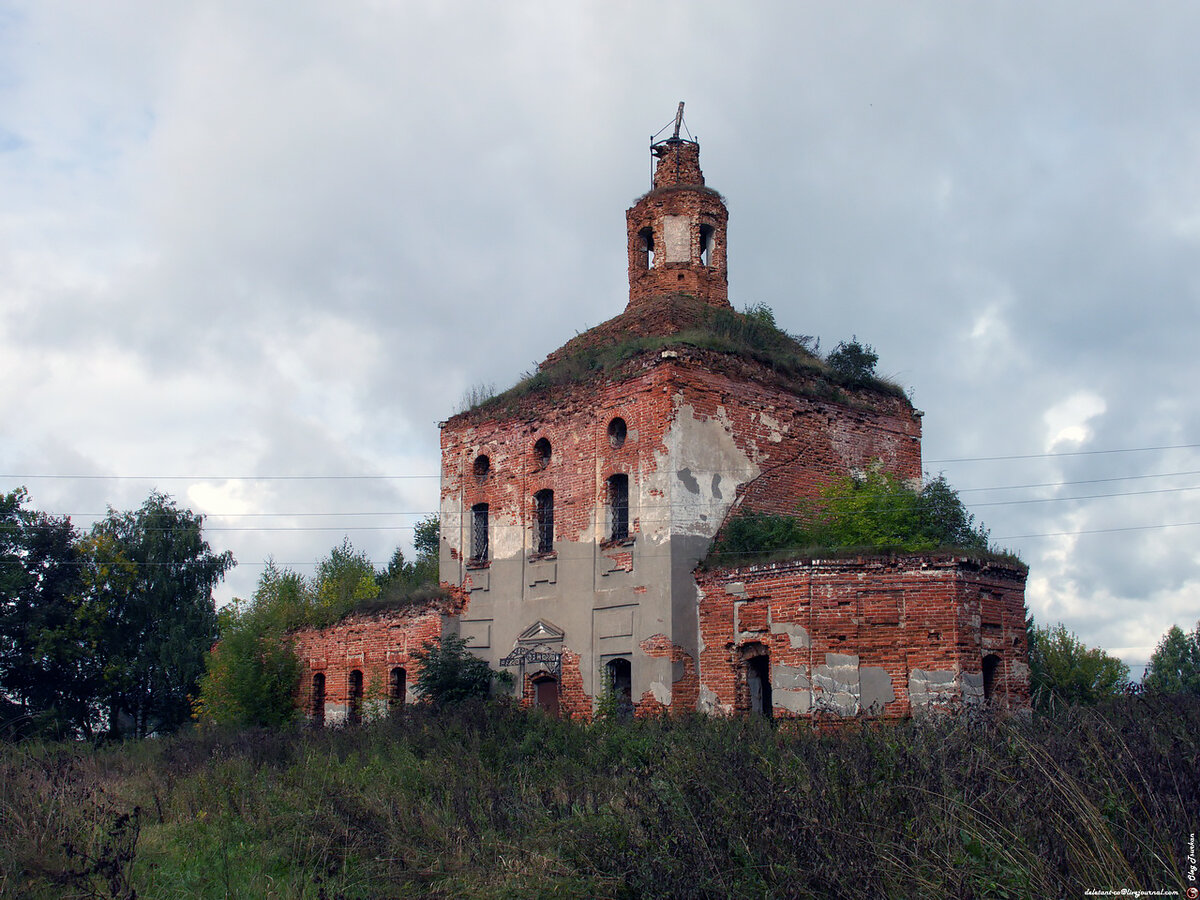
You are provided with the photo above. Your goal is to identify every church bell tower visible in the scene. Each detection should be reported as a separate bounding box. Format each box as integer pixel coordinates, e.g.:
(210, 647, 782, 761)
(626, 102, 730, 311)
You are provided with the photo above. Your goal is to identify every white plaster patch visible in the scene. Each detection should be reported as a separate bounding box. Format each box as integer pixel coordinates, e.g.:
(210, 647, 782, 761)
(812, 652, 860, 716)
(770, 620, 811, 649)
(650, 680, 672, 705)
(698, 684, 719, 713)
(758, 411, 784, 443)
(724, 581, 748, 599)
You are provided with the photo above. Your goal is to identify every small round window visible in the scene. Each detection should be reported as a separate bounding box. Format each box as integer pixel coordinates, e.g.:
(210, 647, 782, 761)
(607, 417, 628, 448)
(472, 454, 490, 480)
(533, 437, 552, 468)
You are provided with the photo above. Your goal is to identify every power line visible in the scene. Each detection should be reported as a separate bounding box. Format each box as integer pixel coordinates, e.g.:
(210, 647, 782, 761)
(928, 443, 1200, 464)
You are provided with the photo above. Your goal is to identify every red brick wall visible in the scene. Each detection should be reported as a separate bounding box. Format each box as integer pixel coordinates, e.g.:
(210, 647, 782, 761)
(696, 555, 1029, 720)
(292, 608, 446, 719)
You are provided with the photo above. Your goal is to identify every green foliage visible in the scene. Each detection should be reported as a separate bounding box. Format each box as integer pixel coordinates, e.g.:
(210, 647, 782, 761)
(3, 696, 1197, 897)
(88, 492, 235, 737)
(1143, 621, 1200, 695)
(464, 297, 905, 417)
(1, 489, 233, 739)
(313, 537, 379, 623)
(411, 633, 509, 710)
(709, 468, 995, 565)
(0, 489, 94, 739)
(375, 515, 440, 607)
(827, 336, 879, 384)
(194, 563, 304, 729)
(1028, 620, 1130, 708)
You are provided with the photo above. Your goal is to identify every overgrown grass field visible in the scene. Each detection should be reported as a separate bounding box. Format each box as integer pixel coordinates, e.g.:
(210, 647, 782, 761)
(2, 696, 1196, 898)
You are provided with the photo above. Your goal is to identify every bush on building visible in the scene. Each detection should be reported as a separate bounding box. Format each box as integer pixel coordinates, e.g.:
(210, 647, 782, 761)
(826, 336, 879, 385)
(708, 468, 995, 566)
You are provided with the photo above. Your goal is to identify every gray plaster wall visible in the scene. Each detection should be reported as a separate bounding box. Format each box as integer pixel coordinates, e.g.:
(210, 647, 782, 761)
(439, 396, 761, 713)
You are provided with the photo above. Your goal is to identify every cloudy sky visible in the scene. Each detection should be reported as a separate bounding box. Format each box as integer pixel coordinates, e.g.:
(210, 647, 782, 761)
(3, 1, 1198, 675)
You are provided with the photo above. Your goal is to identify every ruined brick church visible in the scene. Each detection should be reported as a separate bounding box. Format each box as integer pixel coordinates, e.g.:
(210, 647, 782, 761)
(294, 111, 1030, 723)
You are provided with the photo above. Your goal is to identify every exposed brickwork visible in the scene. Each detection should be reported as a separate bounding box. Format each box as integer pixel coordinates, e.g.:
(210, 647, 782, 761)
(292, 606, 447, 723)
(636, 633, 699, 715)
(292, 119, 1030, 725)
(695, 556, 1030, 720)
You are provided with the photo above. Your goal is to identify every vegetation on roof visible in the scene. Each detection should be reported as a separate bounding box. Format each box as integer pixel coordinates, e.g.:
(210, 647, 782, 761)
(460, 298, 908, 418)
(704, 469, 1024, 570)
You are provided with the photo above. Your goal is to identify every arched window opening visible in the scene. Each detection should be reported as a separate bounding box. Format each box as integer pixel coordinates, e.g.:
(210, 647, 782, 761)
(389, 667, 407, 710)
(639, 226, 655, 269)
(744, 650, 773, 719)
(533, 674, 560, 717)
(607, 416, 627, 448)
(534, 489, 554, 554)
(471, 503, 489, 563)
(606, 657, 633, 721)
(533, 437, 552, 469)
(983, 654, 1001, 702)
(311, 673, 325, 727)
(699, 224, 715, 266)
(348, 669, 364, 726)
(473, 454, 490, 480)
(607, 474, 629, 542)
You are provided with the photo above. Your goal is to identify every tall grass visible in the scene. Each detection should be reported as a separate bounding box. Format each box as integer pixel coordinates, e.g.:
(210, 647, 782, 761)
(1, 695, 1196, 898)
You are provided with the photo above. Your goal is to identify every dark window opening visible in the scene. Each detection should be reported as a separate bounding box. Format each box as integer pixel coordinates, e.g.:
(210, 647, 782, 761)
(389, 667, 407, 709)
(471, 503, 489, 562)
(473, 454, 490, 480)
(533, 437, 551, 469)
(533, 674, 560, 717)
(607, 416, 627, 448)
(747, 654, 773, 719)
(639, 226, 655, 269)
(699, 224, 714, 266)
(608, 474, 629, 541)
(983, 654, 1001, 702)
(348, 669, 364, 725)
(606, 657, 633, 721)
(311, 673, 325, 726)
(534, 489, 554, 554)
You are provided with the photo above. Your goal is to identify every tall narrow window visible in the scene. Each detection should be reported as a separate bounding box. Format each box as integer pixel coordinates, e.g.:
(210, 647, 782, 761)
(699, 224, 715, 266)
(608, 474, 629, 541)
(348, 669, 364, 725)
(471, 503, 489, 562)
(311, 673, 325, 727)
(639, 227, 655, 269)
(534, 489, 554, 554)
(389, 667, 407, 709)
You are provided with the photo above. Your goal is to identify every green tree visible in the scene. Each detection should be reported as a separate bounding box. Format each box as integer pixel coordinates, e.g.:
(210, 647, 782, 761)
(412, 633, 507, 710)
(377, 515, 440, 603)
(827, 337, 879, 384)
(1027, 620, 1130, 708)
(0, 489, 97, 738)
(89, 493, 235, 737)
(195, 561, 305, 728)
(313, 537, 379, 623)
(1143, 622, 1200, 695)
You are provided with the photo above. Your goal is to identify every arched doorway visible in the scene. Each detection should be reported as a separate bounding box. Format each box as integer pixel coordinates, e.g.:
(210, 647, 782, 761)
(982, 654, 1001, 703)
(738, 643, 773, 719)
(532, 673, 560, 717)
(389, 667, 407, 710)
(606, 657, 633, 720)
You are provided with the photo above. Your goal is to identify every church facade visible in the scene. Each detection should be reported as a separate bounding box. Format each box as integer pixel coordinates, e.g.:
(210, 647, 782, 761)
(294, 118, 1030, 724)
